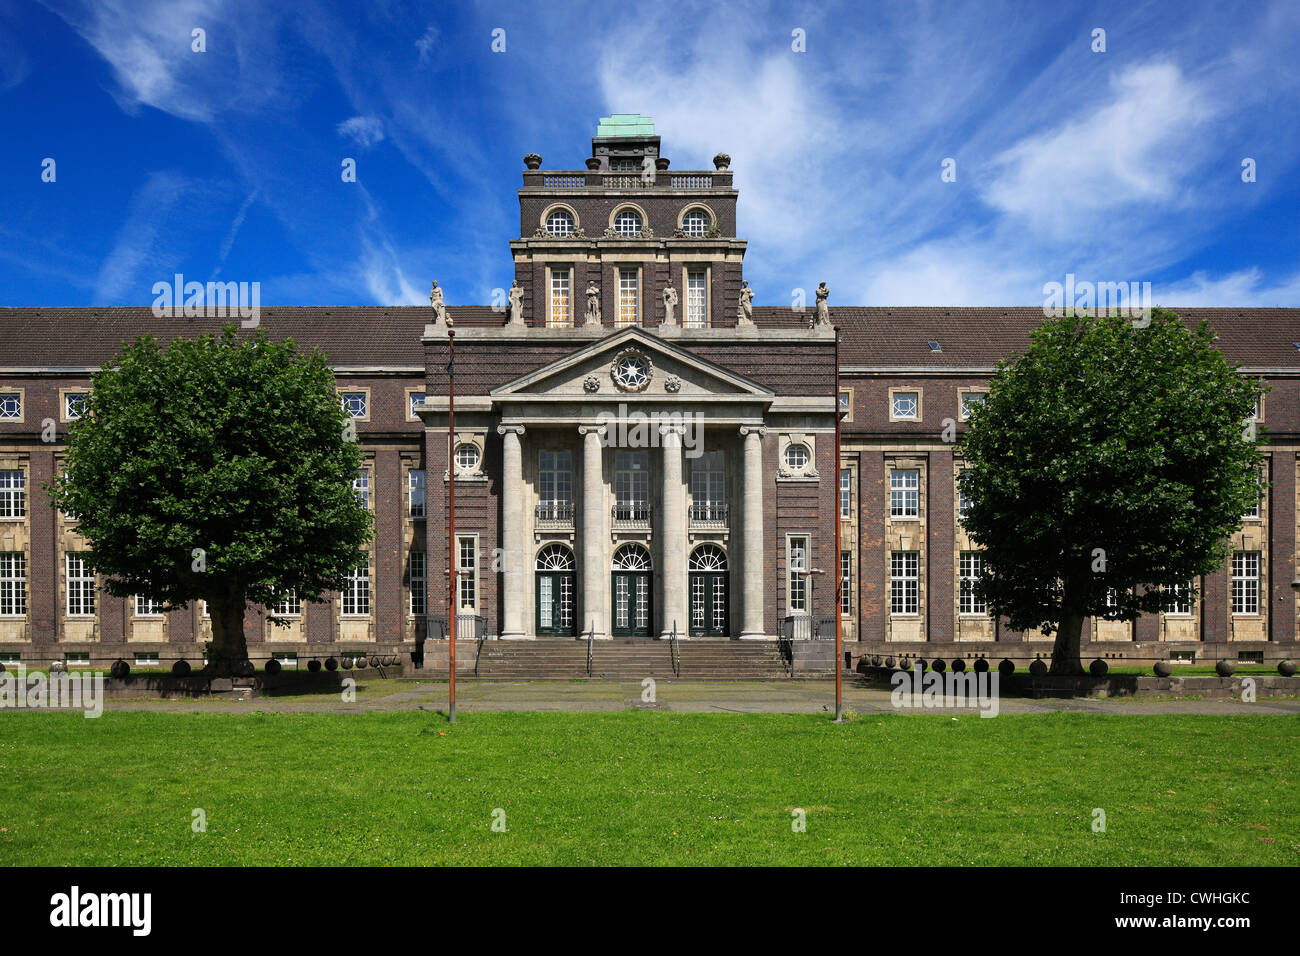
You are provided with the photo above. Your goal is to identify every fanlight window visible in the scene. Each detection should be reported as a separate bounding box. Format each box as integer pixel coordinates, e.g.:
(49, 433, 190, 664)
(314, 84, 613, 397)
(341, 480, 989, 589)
(546, 210, 574, 237)
(613, 210, 643, 237)
(612, 543, 652, 571)
(688, 545, 728, 571)
(536, 544, 575, 571)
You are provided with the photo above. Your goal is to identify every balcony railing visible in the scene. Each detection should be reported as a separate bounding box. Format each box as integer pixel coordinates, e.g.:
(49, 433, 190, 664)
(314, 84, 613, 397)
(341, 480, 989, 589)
(535, 500, 575, 529)
(612, 501, 652, 530)
(689, 500, 729, 529)
(780, 615, 837, 641)
(542, 174, 585, 188)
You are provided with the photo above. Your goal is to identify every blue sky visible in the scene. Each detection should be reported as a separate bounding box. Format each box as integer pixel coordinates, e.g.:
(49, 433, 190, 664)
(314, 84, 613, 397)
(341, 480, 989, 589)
(1, 0, 1298, 309)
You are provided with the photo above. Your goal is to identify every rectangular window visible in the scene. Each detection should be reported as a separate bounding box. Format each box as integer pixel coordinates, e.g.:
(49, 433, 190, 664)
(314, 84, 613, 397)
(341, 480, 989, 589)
(1167, 581, 1193, 616)
(274, 590, 301, 616)
(959, 551, 987, 615)
(410, 550, 426, 617)
(959, 391, 985, 420)
(134, 652, 159, 667)
(457, 537, 477, 612)
(890, 551, 919, 615)
(409, 469, 426, 518)
(408, 392, 425, 419)
(549, 267, 572, 328)
(0, 394, 20, 421)
(353, 471, 370, 509)
(789, 536, 810, 613)
(66, 552, 95, 617)
(343, 564, 370, 616)
(340, 392, 368, 419)
(615, 450, 649, 505)
(690, 450, 725, 518)
(685, 268, 707, 328)
(272, 652, 298, 668)
(840, 468, 852, 518)
(65, 393, 89, 421)
(840, 550, 851, 616)
(889, 469, 920, 518)
(957, 469, 972, 520)
(838, 389, 852, 419)
(891, 390, 920, 420)
(1231, 551, 1260, 615)
(616, 268, 639, 328)
(134, 595, 163, 617)
(0, 471, 26, 519)
(1244, 472, 1263, 520)
(0, 553, 25, 616)
(539, 450, 573, 516)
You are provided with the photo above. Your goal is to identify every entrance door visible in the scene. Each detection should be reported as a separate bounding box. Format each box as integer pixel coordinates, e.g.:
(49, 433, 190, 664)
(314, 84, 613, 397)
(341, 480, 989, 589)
(535, 544, 576, 637)
(611, 543, 653, 637)
(689, 544, 729, 637)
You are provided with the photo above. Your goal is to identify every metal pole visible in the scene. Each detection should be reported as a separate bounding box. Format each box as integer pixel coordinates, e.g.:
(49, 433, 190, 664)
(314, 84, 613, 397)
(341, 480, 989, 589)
(834, 324, 843, 722)
(447, 328, 456, 723)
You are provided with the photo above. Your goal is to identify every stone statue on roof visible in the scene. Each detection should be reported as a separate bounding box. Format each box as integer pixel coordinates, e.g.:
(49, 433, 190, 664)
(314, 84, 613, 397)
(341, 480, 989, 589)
(430, 281, 450, 328)
(736, 281, 755, 326)
(507, 280, 525, 327)
(662, 285, 678, 327)
(815, 281, 831, 328)
(585, 281, 602, 327)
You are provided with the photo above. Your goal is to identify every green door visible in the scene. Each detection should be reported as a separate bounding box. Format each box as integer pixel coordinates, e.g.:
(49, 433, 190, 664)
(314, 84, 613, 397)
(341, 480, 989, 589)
(536, 571, 575, 637)
(611, 543, 653, 638)
(689, 571, 728, 636)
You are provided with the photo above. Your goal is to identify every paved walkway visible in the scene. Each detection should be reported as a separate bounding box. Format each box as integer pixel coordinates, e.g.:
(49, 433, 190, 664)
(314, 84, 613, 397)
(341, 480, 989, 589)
(95, 677, 1300, 715)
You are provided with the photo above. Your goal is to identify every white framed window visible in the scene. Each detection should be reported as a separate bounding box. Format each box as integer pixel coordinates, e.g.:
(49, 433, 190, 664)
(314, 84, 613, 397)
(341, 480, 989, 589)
(409, 469, 426, 518)
(684, 268, 708, 328)
(1243, 471, 1263, 520)
(134, 595, 163, 617)
(66, 552, 95, 617)
(1167, 581, 1193, 616)
(546, 209, 575, 237)
(272, 651, 298, 668)
(616, 268, 639, 327)
(407, 391, 426, 421)
(690, 450, 726, 520)
(788, 535, 810, 613)
(0, 393, 21, 421)
(957, 468, 972, 520)
(340, 391, 368, 419)
(0, 471, 25, 519)
(409, 550, 426, 617)
(839, 468, 852, 518)
(0, 553, 25, 617)
(457, 536, 477, 612)
(549, 266, 572, 328)
(890, 551, 919, 616)
(64, 392, 90, 421)
(682, 208, 710, 237)
(840, 550, 851, 616)
(889, 469, 920, 518)
(783, 443, 810, 471)
(614, 450, 650, 507)
(353, 470, 370, 509)
(838, 389, 852, 420)
(613, 209, 643, 237)
(959, 551, 987, 615)
(959, 390, 986, 421)
(343, 564, 371, 616)
(454, 444, 481, 474)
(1231, 551, 1259, 615)
(539, 450, 573, 514)
(890, 389, 920, 421)
(66, 652, 90, 666)
(274, 590, 301, 616)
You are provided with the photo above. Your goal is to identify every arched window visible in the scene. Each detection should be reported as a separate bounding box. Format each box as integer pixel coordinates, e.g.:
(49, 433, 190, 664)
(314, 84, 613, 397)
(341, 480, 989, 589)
(688, 544, 728, 571)
(546, 209, 574, 237)
(612, 543, 653, 571)
(536, 544, 575, 571)
(689, 545, 729, 636)
(682, 208, 710, 237)
(535, 544, 575, 636)
(613, 209, 643, 237)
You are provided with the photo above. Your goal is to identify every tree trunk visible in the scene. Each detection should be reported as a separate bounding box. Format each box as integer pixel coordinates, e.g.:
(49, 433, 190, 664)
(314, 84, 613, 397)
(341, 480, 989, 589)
(1050, 611, 1086, 675)
(206, 586, 249, 675)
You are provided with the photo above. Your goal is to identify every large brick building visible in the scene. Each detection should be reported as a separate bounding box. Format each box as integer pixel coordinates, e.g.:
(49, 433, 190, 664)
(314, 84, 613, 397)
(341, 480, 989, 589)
(1, 116, 1298, 668)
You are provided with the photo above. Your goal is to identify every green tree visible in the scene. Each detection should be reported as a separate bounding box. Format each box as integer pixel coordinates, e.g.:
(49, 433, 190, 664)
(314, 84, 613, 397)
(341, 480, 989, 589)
(50, 325, 372, 673)
(960, 309, 1264, 674)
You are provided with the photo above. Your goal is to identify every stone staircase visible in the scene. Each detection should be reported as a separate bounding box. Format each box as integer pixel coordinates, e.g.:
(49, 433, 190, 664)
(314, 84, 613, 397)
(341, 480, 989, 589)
(422, 638, 796, 680)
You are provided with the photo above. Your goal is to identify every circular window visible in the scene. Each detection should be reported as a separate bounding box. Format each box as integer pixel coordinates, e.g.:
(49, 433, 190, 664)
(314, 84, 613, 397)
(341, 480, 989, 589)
(783, 444, 810, 470)
(610, 350, 652, 391)
(682, 209, 710, 237)
(454, 444, 481, 472)
(613, 210, 643, 237)
(545, 209, 574, 237)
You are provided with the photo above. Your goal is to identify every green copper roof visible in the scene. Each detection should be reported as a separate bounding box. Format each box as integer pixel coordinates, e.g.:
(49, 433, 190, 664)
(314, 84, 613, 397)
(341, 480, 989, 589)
(595, 114, 656, 138)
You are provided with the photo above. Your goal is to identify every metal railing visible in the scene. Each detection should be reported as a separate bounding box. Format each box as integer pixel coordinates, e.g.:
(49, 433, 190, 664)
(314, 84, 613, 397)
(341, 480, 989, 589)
(689, 500, 728, 529)
(669, 620, 680, 677)
(431, 614, 489, 641)
(535, 500, 575, 528)
(611, 501, 652, 529)
(780, 615, 837, 641)
(586, 620, 594, 677)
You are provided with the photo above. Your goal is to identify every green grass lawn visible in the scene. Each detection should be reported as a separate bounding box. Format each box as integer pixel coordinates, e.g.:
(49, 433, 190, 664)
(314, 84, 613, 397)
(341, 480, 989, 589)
(1, 711, 1296, 866)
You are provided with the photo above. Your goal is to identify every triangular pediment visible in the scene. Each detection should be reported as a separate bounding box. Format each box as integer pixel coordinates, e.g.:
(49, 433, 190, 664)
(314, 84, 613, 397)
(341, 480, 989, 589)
(490, 328, 775, 402)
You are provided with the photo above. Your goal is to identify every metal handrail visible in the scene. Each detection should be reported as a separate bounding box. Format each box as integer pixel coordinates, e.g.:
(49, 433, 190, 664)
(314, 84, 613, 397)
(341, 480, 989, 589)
(586, 620, 594, 677)
(535, 500, 574, 523)
(611, 501, 652, 525)
(688, 500, 728, 526)
(669, 620, 680, 677)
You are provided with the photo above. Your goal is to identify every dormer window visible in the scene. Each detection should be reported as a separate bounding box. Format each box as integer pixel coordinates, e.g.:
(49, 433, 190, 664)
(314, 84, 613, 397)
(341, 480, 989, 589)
(614, 210, 643, 237)
(546, 209, 574, 237)
(682, 209, 709, 237)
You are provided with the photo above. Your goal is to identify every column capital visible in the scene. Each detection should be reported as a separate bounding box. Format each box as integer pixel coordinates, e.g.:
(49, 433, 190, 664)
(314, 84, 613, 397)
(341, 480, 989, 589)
(578, 423, 607, 438)
(658, 423, 686, 440)
(497, 423, 526, 437)
(739, 425, 767, 438)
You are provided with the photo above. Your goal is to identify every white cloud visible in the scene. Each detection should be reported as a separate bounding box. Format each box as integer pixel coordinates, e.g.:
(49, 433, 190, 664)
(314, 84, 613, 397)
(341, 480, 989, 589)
(1159, 268, 1300, 307)
(337, 115, 385, 148)
(93, 171, 195, 302)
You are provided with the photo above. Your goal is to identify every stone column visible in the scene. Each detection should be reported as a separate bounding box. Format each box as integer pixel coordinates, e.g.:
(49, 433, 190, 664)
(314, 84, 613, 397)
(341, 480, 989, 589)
(497, 424, 526, 639)
(580, 425, 607, 639)
(659, 425, 687, 640)
(739, 426, 768, 639)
